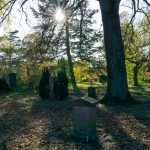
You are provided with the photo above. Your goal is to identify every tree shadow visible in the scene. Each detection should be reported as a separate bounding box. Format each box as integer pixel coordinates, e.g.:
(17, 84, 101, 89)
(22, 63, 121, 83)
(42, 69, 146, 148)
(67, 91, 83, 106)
(31, 99, 102, 149)
(1, 94, 149, 149)
(96, 104, 150, 150)
(0, 97, 33, 149)
(31, 97, 150, 149)
(106, 101, 150, 126)
(129, 85, 150, 101)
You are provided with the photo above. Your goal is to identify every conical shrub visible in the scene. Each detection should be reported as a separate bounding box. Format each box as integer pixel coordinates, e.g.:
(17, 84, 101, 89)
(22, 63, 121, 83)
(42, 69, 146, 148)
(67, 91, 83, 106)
(0, 78, 10, 92)
(53, 69, 69, 100)
(8, 73, 17, 90)
(39, 67, 50, 99)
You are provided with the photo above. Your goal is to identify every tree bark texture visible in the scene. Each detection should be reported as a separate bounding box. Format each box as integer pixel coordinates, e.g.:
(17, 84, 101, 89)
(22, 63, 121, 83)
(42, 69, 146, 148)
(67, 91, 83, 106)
(133, 65, 139, 86)
(98, 0, 134, 104)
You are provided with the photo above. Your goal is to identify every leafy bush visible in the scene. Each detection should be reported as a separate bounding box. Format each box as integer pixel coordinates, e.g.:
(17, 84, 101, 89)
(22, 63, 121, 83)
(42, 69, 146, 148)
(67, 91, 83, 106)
(39, 67, 50, 99)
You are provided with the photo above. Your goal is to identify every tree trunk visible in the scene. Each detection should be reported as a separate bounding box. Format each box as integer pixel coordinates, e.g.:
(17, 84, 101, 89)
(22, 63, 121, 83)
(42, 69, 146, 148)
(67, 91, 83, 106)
(65, 25, 79, 93)
(98, 0, 134, 104)
(133, 65, 139, 86)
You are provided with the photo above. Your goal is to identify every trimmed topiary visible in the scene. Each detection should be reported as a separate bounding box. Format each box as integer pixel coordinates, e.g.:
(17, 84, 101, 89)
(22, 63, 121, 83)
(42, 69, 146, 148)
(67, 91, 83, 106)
(0, 78, 10, 92)
(53, 69, 69, 100)
(8, 73, 17, 90)
(39, 67, 50, 99)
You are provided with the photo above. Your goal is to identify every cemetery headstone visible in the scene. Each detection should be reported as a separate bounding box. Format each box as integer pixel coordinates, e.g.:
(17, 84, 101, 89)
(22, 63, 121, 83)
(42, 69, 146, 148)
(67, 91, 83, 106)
(73, 98, 97, 141)
(88, 87, 96, 98)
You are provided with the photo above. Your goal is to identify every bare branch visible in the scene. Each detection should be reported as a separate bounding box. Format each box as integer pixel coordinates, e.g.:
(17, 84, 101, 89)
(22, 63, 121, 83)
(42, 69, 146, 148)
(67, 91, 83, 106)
(0, 0, 15, 10)
(143, 0, 150, 7)
(0, 0, 30, 25)
(0, 0, 16, 25)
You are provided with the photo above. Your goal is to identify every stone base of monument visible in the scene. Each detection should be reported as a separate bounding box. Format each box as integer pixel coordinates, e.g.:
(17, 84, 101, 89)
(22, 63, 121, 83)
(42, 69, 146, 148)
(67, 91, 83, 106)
(73, 99, 97, 142)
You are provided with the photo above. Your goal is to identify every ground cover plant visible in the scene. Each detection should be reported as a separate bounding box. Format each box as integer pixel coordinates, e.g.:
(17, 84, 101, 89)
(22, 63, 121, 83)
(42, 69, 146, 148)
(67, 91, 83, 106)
(0, 83, 150, 150)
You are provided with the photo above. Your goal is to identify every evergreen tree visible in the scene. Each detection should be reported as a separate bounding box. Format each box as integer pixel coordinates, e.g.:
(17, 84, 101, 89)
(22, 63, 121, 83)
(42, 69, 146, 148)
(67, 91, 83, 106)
(0, 78, 10, 92)
(53, 68, 69, 100)
(8, 73, 17, 90)
(39, 67, 50, 99)
(71, 8, 103, 61)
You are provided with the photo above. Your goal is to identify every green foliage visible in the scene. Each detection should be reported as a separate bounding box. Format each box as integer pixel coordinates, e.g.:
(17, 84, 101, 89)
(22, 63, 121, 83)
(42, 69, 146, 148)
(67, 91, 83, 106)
(39, 67, 50, 99)
(73, 60, 89, 82)
(126, 61, 145, 85)
(53, 69, 69, 100)
(73, 59, 107, 83)
(121, 13, 150, 85)
(70, 9, 103, 60)
(0, 31, 22, 86)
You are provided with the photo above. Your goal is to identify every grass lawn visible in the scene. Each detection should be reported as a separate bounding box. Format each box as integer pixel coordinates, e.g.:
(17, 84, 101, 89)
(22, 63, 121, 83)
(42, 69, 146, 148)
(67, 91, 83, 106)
(0, 83, 150, 150)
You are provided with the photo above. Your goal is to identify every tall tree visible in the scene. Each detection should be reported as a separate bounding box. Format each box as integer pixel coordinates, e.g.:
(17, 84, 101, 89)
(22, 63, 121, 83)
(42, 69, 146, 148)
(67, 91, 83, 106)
(0, 0, 149, 103)
(32, 0, 80, 93)
(120, 13, 150, 86)
(0, 31, 21, 75)
(98, 0, 134, 104)
(124, 25, 149, 86)
(65, 25, 79, 93)
(71, 6, 103, 61)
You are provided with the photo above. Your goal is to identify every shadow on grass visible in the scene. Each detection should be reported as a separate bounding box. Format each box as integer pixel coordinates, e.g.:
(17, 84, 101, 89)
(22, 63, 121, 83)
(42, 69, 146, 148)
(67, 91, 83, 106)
(1, 93, 150, 149)
(0, 90, 36, 99)
(96, 106, 150, 150)
(103, 101, 150, 137)
(0, 97, 32, 149)
(129, 85, 150, 102)
(31, 98, 150, 149)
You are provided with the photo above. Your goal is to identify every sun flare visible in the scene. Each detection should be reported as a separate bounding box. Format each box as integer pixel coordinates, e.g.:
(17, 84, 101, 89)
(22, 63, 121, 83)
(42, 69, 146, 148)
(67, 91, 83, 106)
(54, 8, 65, 23)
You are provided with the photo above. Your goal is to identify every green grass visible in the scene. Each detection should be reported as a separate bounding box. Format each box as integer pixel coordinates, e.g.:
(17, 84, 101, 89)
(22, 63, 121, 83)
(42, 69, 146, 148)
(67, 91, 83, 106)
(128, 84, 150, 102)
(0, 89, 36, 99)
(77, 81, 105, 89)
(1, 82, 150, 103)
(76, 82, 150, 102)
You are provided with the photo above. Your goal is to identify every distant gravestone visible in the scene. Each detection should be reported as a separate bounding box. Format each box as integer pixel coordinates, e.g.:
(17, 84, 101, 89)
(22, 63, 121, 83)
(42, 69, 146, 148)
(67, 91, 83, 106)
(73, 98, 97, 141)
(88, 87, 96, 98)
